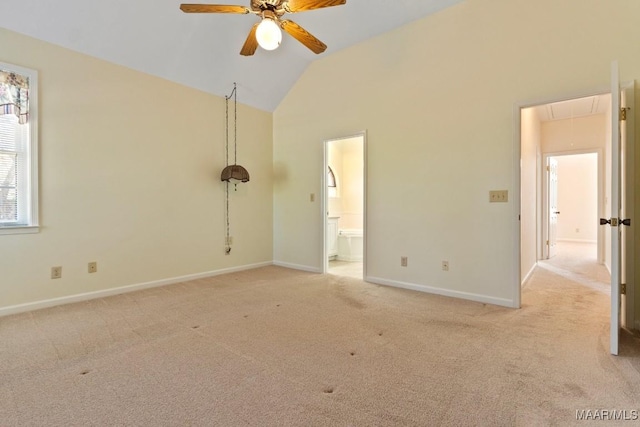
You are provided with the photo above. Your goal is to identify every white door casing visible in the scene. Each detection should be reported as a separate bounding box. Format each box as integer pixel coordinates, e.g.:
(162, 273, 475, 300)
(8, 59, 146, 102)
(322, 132, 368, 277)
(547, 157, 559, 259)
(609, 61, 622, 356)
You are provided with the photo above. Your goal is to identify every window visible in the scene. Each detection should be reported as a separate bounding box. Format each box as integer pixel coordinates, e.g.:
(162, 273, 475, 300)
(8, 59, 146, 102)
(0, 62, 38, 234)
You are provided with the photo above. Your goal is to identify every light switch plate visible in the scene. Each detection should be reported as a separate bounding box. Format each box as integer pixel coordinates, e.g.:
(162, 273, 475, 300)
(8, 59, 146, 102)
(489, 190, 508, 203)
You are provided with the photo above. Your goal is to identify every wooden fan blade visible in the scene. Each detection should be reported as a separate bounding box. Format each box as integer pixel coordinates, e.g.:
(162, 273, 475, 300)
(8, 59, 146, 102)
(180, 4, 250, 14)
(281, 20, 327, 54)
(240, 23, 259, 56)
(284, 0, 346, 13)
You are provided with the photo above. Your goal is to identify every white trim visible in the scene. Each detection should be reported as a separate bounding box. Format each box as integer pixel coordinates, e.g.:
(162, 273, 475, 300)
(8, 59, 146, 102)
(619, 80, 635, 333)
(542, 150, 604, 263)
(366, 276, 515, 308)
(0, 225, 39, 235)
(557, 238, 598, 244)
(322, 131, 368, 278)
(337, 255, 363, 262)
(512, 102, 522, 308)
(0, 261, 272, 318)
(0, 61, 39, 232)
(273, 261, 321, 273)
(521, 263, 536, 287)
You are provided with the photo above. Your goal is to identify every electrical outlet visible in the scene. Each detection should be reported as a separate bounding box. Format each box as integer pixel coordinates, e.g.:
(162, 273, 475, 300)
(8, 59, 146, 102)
(88, 262, 97, 273)
(51, 266, 62, 279)
(489, 190, 508, 203)
(442, 261, 449, 271)
(401, 256, 408, 267)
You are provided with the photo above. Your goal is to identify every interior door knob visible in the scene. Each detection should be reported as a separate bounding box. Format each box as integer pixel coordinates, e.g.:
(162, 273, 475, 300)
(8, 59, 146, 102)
(554, 211, 561, 214)
(621, 218, 631, 226)
(600, 218, 611, 225)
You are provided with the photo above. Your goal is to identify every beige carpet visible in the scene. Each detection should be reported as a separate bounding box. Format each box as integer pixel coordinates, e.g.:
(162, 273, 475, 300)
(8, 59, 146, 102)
(1, 263, 639, 426)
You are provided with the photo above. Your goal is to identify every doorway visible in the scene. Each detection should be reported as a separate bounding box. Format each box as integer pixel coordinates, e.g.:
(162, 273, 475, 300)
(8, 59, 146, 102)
(544, 153, 601, 259)
(323, 133, 366, 279)
(517, 74, 636, 353)
(520, 94, 611, 288)
(539, 153, 610, 285)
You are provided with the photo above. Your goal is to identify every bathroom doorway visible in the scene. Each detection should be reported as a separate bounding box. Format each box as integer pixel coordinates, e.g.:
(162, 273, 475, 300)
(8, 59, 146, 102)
(323, 133, 366, 279)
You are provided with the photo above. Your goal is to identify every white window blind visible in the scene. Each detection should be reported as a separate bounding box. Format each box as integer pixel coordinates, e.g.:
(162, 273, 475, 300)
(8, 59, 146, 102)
(0, 62, 38, 234)
(0, 114, 26, 224)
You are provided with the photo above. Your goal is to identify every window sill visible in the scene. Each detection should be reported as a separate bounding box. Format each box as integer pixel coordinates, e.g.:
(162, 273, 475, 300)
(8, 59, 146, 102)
(0, 225, 40, 235)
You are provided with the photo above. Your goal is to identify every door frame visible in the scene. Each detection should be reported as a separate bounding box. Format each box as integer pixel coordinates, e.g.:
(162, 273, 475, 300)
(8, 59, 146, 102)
(514, 83, 635, 326)
(321, 131, 368, 278)
(542, 150, 605, 262)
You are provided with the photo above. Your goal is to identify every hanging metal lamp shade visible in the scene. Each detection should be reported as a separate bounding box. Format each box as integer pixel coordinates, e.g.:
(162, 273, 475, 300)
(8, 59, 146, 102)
(221, 164, 250, 182)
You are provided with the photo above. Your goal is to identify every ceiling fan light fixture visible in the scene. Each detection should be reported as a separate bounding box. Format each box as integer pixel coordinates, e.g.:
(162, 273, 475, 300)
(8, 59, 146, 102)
(256, 17, 282, 51)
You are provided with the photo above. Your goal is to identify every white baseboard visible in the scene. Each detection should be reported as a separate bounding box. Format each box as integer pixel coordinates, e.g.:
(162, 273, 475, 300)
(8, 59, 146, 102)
(273, 261, 321, 274)
(0, 261, 273, 318)
(521, 263, 537, 287)
(337, 255, 363, 262)
(365, 276, 514, 308)
(557, 238, 597, 244)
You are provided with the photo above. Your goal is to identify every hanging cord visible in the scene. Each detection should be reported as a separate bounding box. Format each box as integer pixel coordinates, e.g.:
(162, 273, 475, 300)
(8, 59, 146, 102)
(224, 86, 234, 254)
(225, 181, 231, 254)
(234, 82, 238, 165)
(225, 91, 229, 167)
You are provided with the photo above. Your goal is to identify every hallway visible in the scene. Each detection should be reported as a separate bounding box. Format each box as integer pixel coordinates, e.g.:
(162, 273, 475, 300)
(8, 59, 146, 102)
(536, 241, 609, 294)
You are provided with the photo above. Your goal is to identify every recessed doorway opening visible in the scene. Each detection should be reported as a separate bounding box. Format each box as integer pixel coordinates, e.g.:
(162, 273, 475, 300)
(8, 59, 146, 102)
(520, 93, 611, 290)
(323, 133, 366, 279)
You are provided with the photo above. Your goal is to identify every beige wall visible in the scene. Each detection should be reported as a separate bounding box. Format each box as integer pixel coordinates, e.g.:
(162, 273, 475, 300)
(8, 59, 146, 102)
(0, 29, 273, 311)
(273, 0, 640, 308)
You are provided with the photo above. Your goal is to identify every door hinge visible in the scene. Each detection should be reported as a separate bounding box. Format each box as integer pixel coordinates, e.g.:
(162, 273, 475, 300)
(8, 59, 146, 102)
(621, 283, 627, 295)
(546, 166, 550, 172)
(546, 240, 549, 246)
(620, 107, 628, 121)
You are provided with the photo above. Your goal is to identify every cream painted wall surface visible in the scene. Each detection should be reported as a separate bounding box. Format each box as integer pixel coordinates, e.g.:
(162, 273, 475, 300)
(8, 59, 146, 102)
(0, 29, 273, 310)
(556, 154, 598, 242)
(520, 108, 541, 283)
(273, 0, 640, 308)
(337, 137, 363, 230)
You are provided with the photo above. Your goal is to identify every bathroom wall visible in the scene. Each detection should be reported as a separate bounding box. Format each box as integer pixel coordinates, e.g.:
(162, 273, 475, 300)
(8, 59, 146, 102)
(327, 136, 363, 230)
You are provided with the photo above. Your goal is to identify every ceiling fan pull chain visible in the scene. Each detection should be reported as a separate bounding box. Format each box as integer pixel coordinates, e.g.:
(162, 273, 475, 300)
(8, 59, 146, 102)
(234, 82, 238, 165)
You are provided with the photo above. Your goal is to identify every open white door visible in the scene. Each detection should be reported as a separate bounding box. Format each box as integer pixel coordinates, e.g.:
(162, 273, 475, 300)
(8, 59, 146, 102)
(547, 157, 559, 259)
(608, 61, 621, 355)
(621, 82, 635, 331)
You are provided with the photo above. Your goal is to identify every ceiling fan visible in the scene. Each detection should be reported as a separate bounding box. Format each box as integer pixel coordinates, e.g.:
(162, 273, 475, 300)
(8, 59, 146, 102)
(180, 0, 346, 56)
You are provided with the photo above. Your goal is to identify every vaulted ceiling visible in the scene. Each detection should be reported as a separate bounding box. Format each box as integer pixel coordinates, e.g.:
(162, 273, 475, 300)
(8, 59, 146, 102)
(0, 0, 465, 111)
